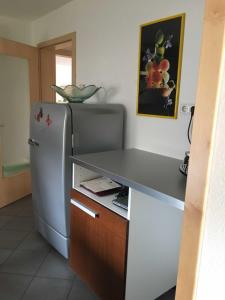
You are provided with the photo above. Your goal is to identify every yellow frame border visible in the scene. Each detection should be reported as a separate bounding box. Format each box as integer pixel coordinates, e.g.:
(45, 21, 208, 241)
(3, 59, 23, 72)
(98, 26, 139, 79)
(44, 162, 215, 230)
(136, 13, 186, 119)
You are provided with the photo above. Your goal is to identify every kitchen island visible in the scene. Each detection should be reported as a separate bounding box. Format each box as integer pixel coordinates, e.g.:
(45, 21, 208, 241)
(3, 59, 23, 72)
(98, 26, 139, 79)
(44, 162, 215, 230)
(70, 149, 186, 300)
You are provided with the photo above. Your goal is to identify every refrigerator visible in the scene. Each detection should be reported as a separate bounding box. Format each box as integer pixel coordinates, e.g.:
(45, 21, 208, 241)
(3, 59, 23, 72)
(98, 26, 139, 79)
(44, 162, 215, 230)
(29, 103, 124, 258)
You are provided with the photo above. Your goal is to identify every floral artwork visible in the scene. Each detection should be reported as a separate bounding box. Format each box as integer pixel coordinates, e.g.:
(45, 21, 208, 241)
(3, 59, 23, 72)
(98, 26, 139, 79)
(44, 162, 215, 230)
(137, 14, 185, 118)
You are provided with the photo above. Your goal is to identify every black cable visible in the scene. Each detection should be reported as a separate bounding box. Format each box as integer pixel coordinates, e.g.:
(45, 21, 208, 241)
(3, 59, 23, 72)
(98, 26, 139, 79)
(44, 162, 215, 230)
(187, 115, 193, 144)
(180, 106, 195, 176)
(187, 106, 195, 144)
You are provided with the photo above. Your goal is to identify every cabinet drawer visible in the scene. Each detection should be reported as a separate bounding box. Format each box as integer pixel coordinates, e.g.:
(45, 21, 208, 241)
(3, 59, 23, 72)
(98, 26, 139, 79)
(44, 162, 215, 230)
(70, 189, 128, 300)
(70, 189, 127, 238)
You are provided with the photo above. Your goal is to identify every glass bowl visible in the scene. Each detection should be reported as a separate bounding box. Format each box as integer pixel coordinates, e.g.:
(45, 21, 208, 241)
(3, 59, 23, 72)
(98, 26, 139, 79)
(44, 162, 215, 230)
(51, 85, 102, 103)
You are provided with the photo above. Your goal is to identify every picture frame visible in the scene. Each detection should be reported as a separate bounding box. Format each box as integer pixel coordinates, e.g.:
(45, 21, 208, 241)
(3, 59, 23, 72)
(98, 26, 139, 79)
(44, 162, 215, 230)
(137, 13, 185, 119)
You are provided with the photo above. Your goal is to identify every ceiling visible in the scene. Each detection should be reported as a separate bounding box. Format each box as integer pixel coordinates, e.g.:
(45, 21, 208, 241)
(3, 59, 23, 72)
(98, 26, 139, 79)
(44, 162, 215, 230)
(0, 0, 74, 21)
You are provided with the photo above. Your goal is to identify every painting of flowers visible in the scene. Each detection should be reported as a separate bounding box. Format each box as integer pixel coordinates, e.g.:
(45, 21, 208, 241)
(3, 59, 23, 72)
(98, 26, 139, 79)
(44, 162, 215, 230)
(137, 14, 185, 118)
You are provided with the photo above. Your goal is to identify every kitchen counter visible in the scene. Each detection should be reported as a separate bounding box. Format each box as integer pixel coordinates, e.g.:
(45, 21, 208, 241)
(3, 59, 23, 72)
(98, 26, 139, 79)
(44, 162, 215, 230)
(71, 148, 185, 299)
(71, 148, 186, 210)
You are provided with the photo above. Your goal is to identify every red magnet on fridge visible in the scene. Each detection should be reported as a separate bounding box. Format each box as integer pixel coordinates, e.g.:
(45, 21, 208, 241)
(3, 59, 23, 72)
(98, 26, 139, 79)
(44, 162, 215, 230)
(35, 108, 43, 122)
(46, 114, 52, 127)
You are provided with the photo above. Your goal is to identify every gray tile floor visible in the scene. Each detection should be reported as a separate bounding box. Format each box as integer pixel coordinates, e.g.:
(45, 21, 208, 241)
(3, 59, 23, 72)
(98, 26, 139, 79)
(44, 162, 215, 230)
(0, 195, 99, 300)
(0, 195, 176, 300)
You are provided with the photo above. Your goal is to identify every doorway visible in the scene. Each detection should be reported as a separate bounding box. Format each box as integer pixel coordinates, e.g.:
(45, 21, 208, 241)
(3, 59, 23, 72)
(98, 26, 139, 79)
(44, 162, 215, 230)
(0, 38, 39, 208)
(38, 33, 76, 103)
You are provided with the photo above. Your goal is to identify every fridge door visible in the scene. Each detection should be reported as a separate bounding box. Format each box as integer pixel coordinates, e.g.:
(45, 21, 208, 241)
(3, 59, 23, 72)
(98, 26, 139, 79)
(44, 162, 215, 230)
(70, 104, 124, 155)
(29, 103, 72, 256)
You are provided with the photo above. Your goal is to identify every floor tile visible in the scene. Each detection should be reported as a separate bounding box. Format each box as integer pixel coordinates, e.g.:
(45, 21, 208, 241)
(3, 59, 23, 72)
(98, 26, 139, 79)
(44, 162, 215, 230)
(0, 230, 28, 249)
(11, 197, 34, 217)
(16, 207, 34, 217)
(0, 249, 49, 275)
(0, 197, 93, 300)
(0, 206, 22, 217)
(156, 287, 176, 300)
(22, 277, 72, 300)
(3, 216, 35, 232)
(0, 249, 13, 264)
(37, 249, 74, 280)
(9, 195, 32, 208)
(0, 273, 32, 300)
(17, 231, 50, 252)
(68, 278, 99, 300)
(0, 196, 33, 217)
(0, 216, 13, 229)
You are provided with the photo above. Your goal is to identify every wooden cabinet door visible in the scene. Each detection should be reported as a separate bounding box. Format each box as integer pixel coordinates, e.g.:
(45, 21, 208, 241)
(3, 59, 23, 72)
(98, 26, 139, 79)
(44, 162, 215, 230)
(70, 190, 128, 300)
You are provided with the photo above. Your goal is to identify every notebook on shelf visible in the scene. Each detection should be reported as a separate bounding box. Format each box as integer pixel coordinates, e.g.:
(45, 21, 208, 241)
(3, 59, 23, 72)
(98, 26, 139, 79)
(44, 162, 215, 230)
(80, 177, 121, 196)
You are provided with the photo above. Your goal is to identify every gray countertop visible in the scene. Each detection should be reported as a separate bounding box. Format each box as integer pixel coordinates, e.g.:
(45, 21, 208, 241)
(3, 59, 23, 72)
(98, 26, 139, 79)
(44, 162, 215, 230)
(71, 149, 186, 210)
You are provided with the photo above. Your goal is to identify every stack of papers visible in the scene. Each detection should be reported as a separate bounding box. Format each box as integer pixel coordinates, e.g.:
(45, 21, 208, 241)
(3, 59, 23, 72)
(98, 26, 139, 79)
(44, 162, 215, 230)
(80, 177, 121, 196)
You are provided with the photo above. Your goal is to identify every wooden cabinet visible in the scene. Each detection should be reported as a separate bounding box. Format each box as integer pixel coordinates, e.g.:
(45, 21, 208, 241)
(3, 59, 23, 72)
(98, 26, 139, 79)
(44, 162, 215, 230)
(70, 189, 128, 300)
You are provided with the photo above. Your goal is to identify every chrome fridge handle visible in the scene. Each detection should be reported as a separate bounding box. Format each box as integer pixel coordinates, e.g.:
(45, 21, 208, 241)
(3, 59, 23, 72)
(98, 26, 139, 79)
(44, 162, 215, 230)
(71, 199, 99, 218)
(28, 138, 39, 146)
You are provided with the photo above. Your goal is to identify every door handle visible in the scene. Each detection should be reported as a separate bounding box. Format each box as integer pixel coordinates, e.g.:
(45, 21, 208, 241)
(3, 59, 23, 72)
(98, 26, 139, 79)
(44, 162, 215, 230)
(28, 138, 39, 146)
(71, 199, 99, 218)
(33, 140, 39, 146)
(28, 138, 34, 146)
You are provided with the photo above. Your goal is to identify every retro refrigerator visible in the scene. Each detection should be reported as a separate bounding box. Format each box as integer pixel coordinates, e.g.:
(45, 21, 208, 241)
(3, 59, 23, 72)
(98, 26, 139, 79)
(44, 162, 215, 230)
(29, 103, 124, 258)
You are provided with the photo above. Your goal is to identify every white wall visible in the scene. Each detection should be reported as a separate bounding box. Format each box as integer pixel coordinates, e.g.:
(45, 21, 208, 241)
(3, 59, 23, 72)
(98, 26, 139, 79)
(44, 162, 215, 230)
(31, 0, 205, 159)
(0, 16, 32, 44)
(196, 52, 225, 300)
(0, 55, 30, 165)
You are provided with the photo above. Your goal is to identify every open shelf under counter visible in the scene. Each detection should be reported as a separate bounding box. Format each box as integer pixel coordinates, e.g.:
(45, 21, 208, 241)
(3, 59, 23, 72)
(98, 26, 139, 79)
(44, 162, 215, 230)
(72, 185, 129, 219)
(71, 148, 186, 210)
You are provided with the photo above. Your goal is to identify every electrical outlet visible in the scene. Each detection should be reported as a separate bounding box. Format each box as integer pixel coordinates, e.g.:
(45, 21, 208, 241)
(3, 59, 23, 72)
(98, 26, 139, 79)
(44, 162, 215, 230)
(181, 104, 193, 114)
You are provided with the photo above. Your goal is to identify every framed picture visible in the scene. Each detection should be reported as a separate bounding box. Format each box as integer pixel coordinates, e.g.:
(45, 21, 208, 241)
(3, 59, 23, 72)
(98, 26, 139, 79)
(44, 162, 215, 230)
(137, 13, 185, 118)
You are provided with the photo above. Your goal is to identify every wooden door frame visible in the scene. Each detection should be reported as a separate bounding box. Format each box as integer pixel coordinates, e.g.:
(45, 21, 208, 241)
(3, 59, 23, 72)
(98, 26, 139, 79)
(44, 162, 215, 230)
(176, 0, 225, 298)
(0, 38, 39, 208)
(0, 37, 40, 102)
(38, 32, 76, 84)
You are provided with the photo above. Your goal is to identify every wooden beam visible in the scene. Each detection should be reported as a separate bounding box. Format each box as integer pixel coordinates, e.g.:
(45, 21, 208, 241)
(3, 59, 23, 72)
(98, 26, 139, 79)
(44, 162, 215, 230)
(55, 49, 72, 57)
(38, 32, 75, 48)
(175, 0, 225, 299)
(0, 37, 37, 59)
(55, 41, 72, 51)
